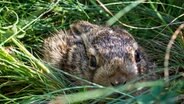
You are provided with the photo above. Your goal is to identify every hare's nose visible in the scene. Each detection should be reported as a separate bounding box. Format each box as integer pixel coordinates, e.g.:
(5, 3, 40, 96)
(110, 75, 127, 86)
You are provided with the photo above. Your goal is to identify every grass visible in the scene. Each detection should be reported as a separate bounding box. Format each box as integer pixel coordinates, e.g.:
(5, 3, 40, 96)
(0, 0, 184, 104)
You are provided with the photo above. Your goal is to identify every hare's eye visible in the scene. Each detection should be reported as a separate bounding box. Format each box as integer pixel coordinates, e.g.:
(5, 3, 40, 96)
(89, 55, 97, 68)
(135, 50, 141, 62)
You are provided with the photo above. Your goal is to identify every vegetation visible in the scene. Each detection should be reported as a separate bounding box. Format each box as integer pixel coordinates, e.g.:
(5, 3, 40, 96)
(0, 0, 183, 103)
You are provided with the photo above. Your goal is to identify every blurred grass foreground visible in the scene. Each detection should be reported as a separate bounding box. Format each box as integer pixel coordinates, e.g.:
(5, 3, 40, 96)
(0, 0, 184, 104)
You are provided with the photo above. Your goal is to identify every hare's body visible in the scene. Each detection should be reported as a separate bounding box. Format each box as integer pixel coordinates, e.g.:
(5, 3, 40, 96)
(43, 21, 148, 86)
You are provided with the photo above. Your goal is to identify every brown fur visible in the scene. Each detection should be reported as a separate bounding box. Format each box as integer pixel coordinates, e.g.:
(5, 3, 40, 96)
(43, 21, 151, 86)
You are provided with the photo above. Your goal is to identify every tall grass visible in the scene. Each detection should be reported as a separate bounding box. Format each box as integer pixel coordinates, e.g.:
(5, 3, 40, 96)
(0, 0, 183, 103)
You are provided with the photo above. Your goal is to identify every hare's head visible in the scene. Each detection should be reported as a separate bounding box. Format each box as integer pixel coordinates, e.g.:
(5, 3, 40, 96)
(70, 21, 147, 86)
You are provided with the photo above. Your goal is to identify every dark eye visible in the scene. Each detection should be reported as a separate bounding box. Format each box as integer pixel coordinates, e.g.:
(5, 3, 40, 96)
(135, 50, 141, 62)
(89, 55, 97, 68)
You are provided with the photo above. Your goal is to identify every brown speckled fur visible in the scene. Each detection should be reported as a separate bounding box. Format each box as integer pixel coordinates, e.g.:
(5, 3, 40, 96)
(43, 21, 154, 86)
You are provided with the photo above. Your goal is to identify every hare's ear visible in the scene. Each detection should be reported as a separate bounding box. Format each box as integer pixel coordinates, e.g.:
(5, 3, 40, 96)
(70, 21, 96, 36)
